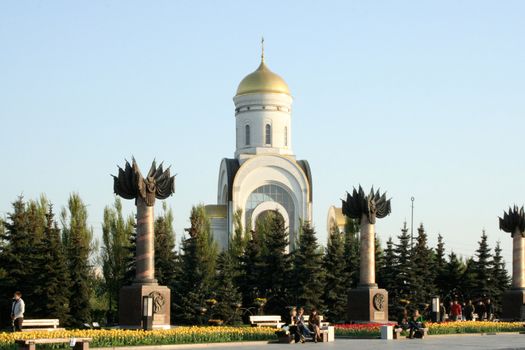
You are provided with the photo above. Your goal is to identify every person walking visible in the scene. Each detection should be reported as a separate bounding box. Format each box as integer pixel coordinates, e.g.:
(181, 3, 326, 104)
(464, 300, 475, 321)
(11, 291, 25, 332)
(450, 300, 462, 321)
(485, 299, 494, 321)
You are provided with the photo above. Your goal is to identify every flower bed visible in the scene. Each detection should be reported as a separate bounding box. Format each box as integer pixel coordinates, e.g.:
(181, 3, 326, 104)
(0, 327, 276, 350)
(427, 321, 525, 335)
(335, 321, 525, 338)
(335, 323, 396, 338)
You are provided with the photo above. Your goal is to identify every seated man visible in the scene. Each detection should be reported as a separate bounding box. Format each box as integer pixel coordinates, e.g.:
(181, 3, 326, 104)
(408, 310, 425, 339)
(396, 308, 409, 330)
(295, 307, 313, 343)
(308, 308, 322, 343)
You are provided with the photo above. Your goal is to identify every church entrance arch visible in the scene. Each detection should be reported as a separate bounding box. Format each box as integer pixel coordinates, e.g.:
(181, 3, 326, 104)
(245, 184, 294, 234)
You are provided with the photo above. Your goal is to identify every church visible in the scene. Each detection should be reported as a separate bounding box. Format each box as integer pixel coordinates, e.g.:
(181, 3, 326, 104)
(205, 46, 313, 250)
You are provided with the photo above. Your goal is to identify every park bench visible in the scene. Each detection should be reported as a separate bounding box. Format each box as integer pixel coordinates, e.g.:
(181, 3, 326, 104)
(303, 315, 330, 328)
(15, 338, 92, 350)
(21, 319, 62, 332)
(249, 315, 285, 328)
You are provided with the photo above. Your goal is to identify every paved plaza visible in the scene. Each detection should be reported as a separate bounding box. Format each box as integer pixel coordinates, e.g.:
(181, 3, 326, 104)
(165, 334, 525, 350)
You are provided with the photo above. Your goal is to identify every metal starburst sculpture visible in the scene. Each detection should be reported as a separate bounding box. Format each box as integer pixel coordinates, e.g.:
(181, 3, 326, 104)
(342, 185, 391, 224)
(499, 205, 525, 237)
(112, 157, 175, 206)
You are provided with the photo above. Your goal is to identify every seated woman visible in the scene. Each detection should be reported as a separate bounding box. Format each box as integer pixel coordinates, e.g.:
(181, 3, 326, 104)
(408, 310, 425, 339)
(288, 307, 300, 343)
(308, 308, 322, 343)
(295, 307, 313, 343)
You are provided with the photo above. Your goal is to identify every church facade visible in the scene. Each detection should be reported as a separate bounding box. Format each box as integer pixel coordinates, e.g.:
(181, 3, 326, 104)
(205, 51, 313, 250)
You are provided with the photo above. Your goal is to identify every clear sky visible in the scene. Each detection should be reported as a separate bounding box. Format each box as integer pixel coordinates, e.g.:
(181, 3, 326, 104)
(1, 1, 524, 267)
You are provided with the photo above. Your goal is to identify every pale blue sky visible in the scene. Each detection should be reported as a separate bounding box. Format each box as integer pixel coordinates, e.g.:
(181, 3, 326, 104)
(1, 1, 524, 266)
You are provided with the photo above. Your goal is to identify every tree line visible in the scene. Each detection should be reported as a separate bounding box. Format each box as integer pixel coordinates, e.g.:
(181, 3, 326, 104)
(0, 194, 510, 328)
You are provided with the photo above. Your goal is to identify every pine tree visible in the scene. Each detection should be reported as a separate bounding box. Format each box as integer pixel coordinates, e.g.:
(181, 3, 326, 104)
(214, 251, 242, 324)
(491, 241, 510, 315)
(230, 209, 248, 261)
(392, 222, 414, 306)
(322, 225, 346, 322)
(101, 198, 134, 324)
(343, 217, 360, 290)
(0, 196, 44, 327)
(461, 257, 478, 300)
(375, 236, 384, 284)
(238, 229, 264, 310)
(293, 221, 324, 311)
(174, 205, 218, 324)
(32, 205, 71, 323)
(472, 230, 493, 299)
(443, 252, 466, 300)
(61, 193, 93, 325)
(259, 211, 292, 318)
(378, 237, 396, 297)
(154, 202, 178, 287)
(434, 234, 448, 297)
(410, 224, 436, 305)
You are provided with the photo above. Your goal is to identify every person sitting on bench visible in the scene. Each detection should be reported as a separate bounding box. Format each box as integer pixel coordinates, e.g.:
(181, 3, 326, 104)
(308, 308, 322, 343)
(295, 307, 313, 343)
(408, 309, 425, 339)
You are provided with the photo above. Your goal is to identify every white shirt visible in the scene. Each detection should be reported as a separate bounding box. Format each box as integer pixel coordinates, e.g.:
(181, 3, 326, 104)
(12, 298, 25, 319)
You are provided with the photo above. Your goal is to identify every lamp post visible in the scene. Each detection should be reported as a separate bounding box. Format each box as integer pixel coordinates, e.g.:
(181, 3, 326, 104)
(142, 296, 153, 331)
(410, 197, 415, 248)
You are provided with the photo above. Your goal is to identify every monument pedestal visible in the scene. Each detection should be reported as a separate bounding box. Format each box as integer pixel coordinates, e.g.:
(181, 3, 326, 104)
(501, 289, 525, 321)
(119, 284, 171, 329)
(347, 286, 388, 323)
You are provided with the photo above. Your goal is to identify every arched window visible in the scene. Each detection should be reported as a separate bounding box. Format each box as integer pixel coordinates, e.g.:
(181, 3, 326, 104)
(284, 126, 288, 146)
(265, 124, 271, 145)
(245, 125, 250, 146)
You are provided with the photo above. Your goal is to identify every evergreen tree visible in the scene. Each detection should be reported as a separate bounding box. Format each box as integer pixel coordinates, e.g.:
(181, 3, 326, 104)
(472, 230, 493, 299)
(238, 229, 264, 310)
(293, 221, 324, 311)
(343, 217, 360, 290)
(32, 205, 71, 323)
(410, 224, 436, 305)
(101, 198, 134, 324)
(375, 236, 384, 284)
(392, 222, 415, 306)
(443, 251, 466, 300)
(174, 205, 218, 324)
(322, 225, 346, 322)
(0, 196, 44, 327)
(434, 234, 448, 297)
(154, 202, 178, 287)
(230, 209, 248, 261)
(259, 211, 292, 317)
(61, 193, 93, 325)
(378, 237, 396, 296)
(461, 257, 478, 301)
(491, 241, 510, 314)
(214, 251, 242, 324)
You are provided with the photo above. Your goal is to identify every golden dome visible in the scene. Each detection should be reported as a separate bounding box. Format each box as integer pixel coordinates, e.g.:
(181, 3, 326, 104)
(236, 60, 290, 96)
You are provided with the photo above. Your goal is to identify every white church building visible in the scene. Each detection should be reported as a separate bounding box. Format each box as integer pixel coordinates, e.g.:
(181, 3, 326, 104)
(205, 49, 313, 250)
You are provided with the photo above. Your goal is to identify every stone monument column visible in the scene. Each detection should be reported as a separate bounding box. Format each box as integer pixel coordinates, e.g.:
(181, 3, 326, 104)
(359, 213, 376, 287)
(512, 227, 525, 289)
(343, 186, 391, 323)
(135, 198, 156, 284)
(499, 205, 525, 321)
(113, 158, 175, 328)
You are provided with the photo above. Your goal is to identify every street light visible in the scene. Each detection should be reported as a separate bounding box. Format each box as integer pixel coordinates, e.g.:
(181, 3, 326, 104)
(142, 295, 153, 331)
